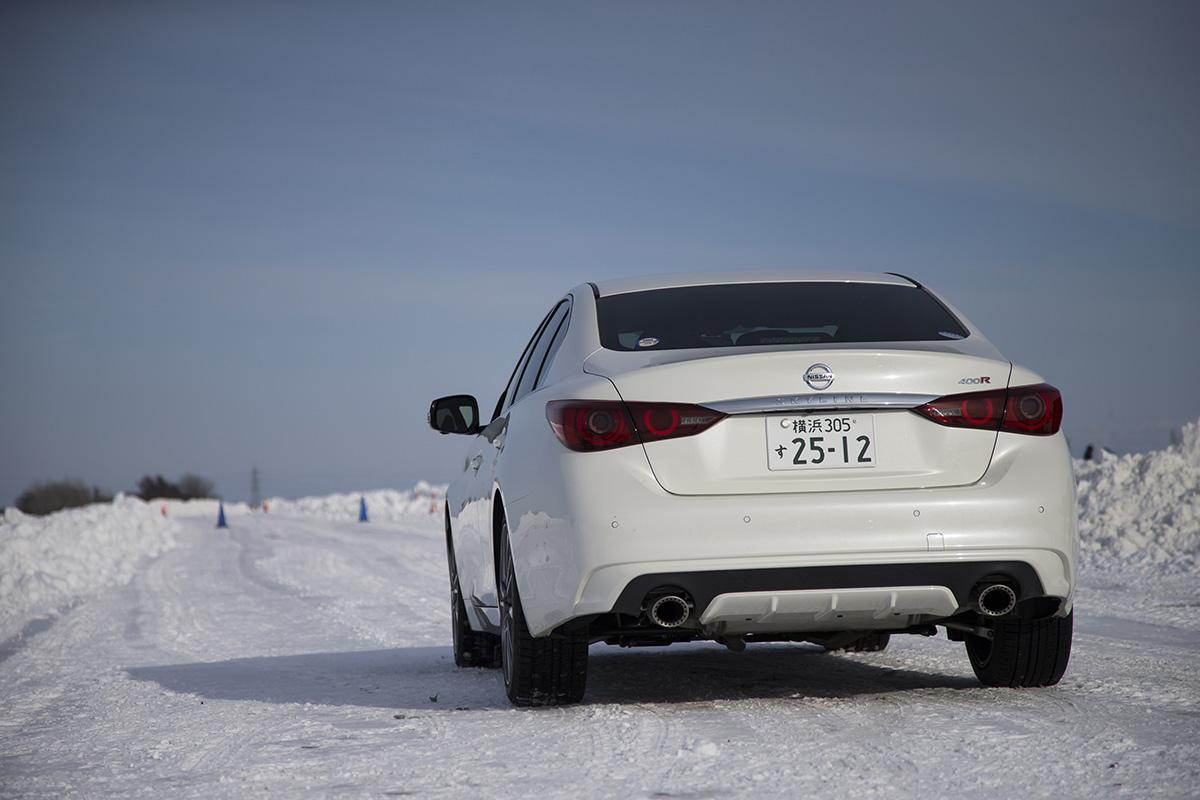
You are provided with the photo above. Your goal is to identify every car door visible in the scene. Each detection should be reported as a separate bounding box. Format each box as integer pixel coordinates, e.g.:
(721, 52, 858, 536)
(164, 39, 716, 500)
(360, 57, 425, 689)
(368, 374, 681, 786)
(458, 301, 566, 616)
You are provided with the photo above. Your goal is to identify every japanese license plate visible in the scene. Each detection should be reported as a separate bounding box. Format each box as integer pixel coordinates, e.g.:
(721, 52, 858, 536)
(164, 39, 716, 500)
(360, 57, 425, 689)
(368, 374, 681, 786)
(765, 413, 877, 470)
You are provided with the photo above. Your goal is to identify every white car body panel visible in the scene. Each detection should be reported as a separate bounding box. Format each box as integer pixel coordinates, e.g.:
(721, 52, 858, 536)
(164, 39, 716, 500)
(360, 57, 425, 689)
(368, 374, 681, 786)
(442, 273, 1077, 639)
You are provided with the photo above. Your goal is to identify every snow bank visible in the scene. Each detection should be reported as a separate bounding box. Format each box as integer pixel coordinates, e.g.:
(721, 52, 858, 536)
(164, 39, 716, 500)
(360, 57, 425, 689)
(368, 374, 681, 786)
(263, 482, 447, 522)
(0, 496, 178, 641)
(0, 484, 442, 644)
(1075, 418, 1200, 573)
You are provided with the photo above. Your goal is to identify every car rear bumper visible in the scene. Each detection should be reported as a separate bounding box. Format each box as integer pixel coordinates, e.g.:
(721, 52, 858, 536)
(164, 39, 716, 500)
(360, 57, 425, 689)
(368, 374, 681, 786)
(506, 431, 1077, 637)
(599, 556, 1060, 635)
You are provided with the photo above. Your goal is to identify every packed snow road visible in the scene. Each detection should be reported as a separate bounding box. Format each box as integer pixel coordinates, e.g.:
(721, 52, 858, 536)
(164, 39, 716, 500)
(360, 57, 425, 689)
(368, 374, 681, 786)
(1, 505, 1198, 799)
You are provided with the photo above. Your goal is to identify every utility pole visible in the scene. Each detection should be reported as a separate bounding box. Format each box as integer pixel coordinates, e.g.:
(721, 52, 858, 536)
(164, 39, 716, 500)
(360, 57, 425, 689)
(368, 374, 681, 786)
(250, 465, 261, 510)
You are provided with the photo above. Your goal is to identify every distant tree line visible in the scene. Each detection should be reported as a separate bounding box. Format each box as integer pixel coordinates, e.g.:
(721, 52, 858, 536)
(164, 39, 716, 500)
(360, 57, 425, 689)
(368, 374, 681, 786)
(135, 473, 215, 502)
(13, 473, 217, 516)
(14, 480, 112, 517)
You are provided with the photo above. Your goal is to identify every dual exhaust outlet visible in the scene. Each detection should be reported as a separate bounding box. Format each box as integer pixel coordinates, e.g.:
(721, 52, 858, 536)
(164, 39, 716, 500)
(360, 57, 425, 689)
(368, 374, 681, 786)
(644, 583, 1016, 627)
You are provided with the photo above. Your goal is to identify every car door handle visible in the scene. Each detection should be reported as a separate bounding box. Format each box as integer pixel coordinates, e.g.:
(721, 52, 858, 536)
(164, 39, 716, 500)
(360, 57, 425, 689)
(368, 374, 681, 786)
(469, 454, 483, 471)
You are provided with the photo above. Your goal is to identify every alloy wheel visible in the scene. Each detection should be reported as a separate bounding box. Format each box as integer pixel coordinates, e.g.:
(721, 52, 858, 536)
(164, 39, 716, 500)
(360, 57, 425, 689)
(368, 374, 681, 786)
(498, 522, 515, 688)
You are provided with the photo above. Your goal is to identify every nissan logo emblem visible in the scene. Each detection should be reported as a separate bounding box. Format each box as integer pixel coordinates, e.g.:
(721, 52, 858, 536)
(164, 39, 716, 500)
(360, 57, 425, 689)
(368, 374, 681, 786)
(804, 363, 834, 391)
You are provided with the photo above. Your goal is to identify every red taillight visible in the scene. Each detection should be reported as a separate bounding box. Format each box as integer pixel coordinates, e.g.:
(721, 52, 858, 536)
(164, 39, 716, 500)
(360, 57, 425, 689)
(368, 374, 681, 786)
(1001, 383, 1063, 435)
(914, 387, 1007, 429)
(546, 400, 725, 452)
(546, 401, 637, 451)
(913, 383, 1062, 436)
(628, 402, 726, 441)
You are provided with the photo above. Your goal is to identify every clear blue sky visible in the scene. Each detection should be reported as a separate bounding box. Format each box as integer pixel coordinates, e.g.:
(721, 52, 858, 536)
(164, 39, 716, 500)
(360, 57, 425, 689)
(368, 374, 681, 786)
(2, 1, 1198, 504)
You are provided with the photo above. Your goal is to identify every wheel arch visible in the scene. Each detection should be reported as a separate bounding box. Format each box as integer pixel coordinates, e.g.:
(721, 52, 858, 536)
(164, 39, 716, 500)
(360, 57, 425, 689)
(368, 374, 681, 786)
(491, 487, 508, 594)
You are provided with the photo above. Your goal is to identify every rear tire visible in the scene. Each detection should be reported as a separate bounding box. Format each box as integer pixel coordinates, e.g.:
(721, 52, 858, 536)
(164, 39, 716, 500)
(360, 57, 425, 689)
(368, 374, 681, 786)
(446, 515, 500, 669)
(966, 610, 1072, 687)
(498, 518, 588, 706)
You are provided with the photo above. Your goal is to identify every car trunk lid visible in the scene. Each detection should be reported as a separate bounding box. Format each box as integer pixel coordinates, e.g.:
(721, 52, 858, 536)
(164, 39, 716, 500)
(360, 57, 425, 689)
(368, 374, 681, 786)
(584, 345, 1011, 495)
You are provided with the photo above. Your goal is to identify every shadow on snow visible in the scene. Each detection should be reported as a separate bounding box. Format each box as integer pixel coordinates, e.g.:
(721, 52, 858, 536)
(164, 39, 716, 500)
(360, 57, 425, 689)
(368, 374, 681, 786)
(126, 642, 978, 711)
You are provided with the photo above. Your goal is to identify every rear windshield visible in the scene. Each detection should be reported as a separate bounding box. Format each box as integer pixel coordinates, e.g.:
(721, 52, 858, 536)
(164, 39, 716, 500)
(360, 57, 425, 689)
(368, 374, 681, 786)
(596, 282, 969, 351)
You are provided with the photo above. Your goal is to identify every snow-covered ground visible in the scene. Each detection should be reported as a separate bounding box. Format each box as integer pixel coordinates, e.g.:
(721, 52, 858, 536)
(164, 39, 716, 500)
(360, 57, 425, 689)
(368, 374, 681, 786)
(1, 429, 1197, 798)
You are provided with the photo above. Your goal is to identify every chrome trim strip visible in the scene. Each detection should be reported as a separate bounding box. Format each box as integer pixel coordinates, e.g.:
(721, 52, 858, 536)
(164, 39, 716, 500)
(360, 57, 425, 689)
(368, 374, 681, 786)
(706, 392, 937, 415)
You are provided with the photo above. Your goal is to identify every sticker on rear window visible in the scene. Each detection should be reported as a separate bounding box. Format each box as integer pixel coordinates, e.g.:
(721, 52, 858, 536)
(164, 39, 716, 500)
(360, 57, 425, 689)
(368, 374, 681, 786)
(939, 330, 965, 339)
(637, 337, 660, 348)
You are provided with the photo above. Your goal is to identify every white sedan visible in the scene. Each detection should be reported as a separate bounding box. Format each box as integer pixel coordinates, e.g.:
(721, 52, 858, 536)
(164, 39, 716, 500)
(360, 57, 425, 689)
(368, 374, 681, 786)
(428, 272, 1076, 706)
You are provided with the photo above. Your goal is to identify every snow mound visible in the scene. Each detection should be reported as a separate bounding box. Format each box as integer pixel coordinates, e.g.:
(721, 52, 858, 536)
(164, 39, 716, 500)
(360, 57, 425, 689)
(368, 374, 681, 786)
(0, 496, 178, 641)
(1075, 418, 1200, 573)
(263, 482, 447, 522)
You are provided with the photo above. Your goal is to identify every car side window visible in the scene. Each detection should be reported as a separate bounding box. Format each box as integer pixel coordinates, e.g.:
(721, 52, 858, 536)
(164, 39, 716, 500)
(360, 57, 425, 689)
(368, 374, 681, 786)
(512, 300, 569, 406)
(491, 304, 558, 422)
(533, 305, 571, 391)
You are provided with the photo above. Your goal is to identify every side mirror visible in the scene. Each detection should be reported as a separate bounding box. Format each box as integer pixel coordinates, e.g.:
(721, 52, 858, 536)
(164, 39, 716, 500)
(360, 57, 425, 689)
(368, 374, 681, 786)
(428, 394, 481, 435)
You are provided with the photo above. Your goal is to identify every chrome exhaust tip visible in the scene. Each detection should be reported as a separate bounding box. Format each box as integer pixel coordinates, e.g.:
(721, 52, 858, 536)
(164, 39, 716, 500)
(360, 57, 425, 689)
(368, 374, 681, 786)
(648, 595, 691, 628)
(977, 584, 1018, 617)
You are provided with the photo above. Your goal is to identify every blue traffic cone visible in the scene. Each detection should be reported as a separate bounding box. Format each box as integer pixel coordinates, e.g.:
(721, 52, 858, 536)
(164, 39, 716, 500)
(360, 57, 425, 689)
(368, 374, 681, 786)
(358, 496, 369, 523)
(216, 502, 228, 529)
